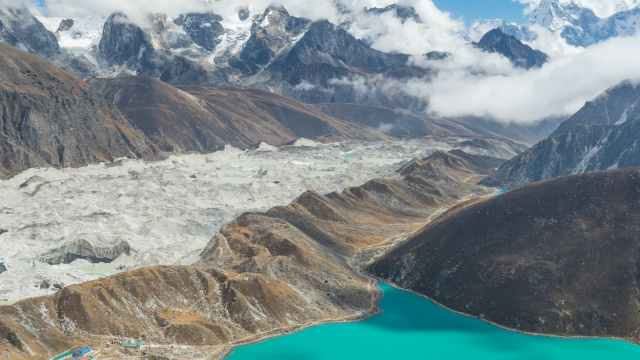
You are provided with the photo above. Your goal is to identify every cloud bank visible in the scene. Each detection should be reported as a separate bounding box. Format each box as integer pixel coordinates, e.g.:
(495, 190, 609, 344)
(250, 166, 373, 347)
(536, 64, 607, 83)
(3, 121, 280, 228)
(411, 33, 640, 122)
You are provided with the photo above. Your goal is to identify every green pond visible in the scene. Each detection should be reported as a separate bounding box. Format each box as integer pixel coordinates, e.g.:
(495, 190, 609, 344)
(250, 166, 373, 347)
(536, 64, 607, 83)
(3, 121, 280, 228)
(227, 284, 640, 360)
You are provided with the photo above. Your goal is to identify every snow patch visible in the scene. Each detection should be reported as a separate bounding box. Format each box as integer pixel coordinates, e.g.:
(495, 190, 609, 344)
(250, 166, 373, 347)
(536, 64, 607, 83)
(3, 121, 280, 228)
(615, 98, 639, 125)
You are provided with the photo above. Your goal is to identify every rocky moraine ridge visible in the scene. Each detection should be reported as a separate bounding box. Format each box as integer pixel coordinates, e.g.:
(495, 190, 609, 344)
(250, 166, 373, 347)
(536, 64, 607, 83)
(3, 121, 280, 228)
(0, 150, 503, 358)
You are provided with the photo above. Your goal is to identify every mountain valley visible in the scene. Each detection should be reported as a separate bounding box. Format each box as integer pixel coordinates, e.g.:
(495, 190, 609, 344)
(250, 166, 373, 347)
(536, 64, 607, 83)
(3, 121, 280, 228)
(0, 0, 639, 358)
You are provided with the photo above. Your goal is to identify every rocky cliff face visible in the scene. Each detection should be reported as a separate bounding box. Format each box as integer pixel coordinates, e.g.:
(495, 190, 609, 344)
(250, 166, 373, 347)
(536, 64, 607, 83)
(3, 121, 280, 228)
(481, 80, 640, 189)
(371, 167, 640, 342)
(229, 6, 311, 75)
(0, 42, 154, 177)
(98, 12, 210, 85)
(473, 28, 548, 69)
(365, 4, 420, 23)
(176, 13, 225, 51)
(551, 80, 640, 136)
(0, 150, 501, 358)
(0, 5, 60, 59)
(267, 18, 423, 109)
(98, 12, 152, 66)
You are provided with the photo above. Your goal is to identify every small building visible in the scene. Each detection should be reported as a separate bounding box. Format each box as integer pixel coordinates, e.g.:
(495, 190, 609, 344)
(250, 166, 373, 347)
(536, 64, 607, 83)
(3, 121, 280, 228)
(123, 343, 142, 351)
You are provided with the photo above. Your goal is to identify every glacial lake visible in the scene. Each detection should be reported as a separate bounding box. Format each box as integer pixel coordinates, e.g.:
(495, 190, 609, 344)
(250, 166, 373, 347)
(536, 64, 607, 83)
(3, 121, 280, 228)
(227, 284, 640, 360)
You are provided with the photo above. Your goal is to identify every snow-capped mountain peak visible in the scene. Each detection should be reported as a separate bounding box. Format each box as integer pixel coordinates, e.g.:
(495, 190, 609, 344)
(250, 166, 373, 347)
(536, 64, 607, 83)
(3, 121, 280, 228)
(471, 0, 640, 48)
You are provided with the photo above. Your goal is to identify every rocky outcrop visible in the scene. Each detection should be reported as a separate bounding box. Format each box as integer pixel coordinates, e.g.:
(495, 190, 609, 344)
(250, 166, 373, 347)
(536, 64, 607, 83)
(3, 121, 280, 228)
(481, 80, 640, 189)
(371, 167, 640, 342)
(365, 4, 421, 23)
(473, 28, 548, 69)
(98, 12, 152, 67)
(39, 239, 131, 265)
(176, 13, 225, 51)
(56, 19, 74, 32)
(230, 6, 312, 75)
(0, 42, 154, 177)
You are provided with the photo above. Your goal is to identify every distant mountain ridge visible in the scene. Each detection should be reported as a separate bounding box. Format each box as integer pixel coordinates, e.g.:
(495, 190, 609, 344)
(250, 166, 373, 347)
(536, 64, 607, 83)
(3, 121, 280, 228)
(481, 80, 640, 189)
(472, 0, 640, 47)
(89, 76, 390, 152)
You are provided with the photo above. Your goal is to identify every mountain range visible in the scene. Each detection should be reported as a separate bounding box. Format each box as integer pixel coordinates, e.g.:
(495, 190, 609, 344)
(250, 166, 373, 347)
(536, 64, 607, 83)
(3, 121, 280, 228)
(472, 0, 640, 47)
(0, 13, 564, 177)
(1, 2, 557, 117)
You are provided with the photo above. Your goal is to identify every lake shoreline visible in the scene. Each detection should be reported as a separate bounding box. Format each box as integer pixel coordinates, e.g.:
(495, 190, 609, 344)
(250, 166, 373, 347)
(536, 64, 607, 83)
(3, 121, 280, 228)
(373, 278, 640, 346)
(215, 277, 385, 360)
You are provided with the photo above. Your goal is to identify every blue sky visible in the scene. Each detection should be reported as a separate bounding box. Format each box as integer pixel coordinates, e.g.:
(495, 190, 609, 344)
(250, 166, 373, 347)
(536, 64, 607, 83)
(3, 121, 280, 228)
(431, 0, 528, 25)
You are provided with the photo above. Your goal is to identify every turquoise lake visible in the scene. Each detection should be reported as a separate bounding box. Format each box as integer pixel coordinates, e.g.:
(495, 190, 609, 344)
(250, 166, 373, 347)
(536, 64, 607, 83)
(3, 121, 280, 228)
(227, 284, 640, 360)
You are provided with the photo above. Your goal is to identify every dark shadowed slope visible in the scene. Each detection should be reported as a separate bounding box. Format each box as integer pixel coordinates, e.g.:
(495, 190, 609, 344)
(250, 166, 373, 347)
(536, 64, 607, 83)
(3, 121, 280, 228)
(551, 80, 640, 137)
(481, 80, 640, 189)
(89, 76, 389, 152)
(0, 43, 154, 177)
(371, 167, 640, 342)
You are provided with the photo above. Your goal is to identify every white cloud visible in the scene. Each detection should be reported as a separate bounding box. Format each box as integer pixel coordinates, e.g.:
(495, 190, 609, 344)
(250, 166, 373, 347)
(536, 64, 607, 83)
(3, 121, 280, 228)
(515, 0, 640, 18)
(348, 0, 467, 55)
(411, 33, 640, 122)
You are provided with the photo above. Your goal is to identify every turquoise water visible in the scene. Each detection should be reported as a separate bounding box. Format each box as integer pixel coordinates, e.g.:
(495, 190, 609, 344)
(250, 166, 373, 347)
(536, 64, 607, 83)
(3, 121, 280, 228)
(227, 285, 640, 360)
(488, 189, 508, 196)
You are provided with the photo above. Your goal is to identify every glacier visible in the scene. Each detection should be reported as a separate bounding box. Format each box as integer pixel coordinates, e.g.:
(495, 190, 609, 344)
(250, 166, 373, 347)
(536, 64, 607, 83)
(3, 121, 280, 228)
(0, 138, 520, 303)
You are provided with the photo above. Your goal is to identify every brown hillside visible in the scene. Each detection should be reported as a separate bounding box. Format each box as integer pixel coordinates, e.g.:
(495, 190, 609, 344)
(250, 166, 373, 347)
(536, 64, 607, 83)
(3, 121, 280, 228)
(89, 77, 389, 153)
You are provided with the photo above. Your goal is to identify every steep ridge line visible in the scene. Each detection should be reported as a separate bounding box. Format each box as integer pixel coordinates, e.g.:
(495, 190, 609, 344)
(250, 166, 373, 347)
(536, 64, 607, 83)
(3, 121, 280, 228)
(0, 150, 503, 359)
